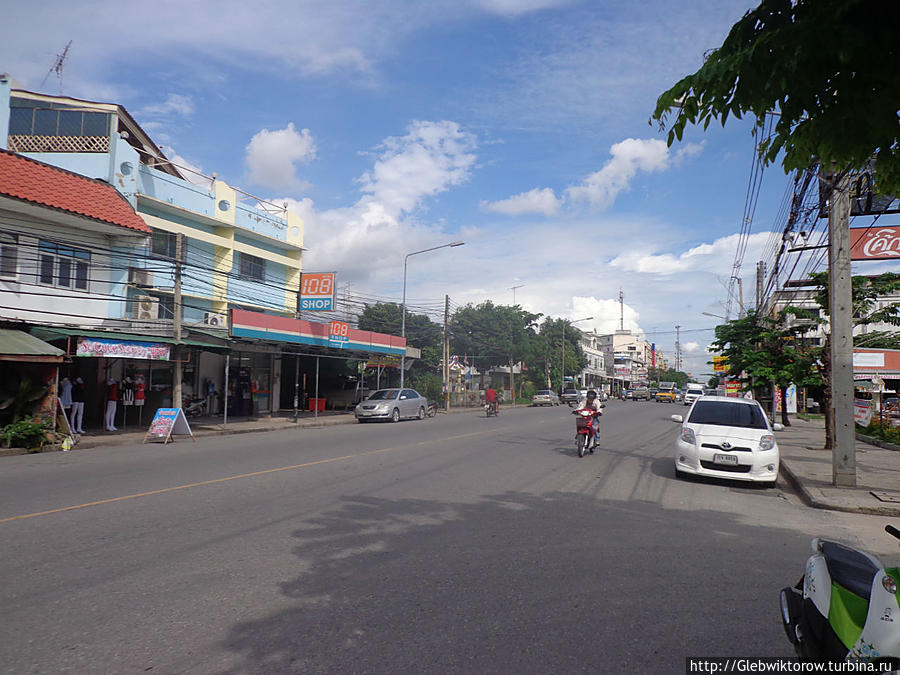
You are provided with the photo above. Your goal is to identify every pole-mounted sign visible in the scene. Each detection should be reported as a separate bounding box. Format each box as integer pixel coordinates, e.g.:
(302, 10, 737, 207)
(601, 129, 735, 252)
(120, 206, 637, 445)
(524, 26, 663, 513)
(300, 272, 336, 311)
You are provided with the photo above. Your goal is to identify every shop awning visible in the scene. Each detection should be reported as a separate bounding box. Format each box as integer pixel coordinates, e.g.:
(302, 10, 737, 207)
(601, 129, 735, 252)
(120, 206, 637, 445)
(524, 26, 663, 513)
(0, 329, 64, 362)
(30, 327, 229, 350)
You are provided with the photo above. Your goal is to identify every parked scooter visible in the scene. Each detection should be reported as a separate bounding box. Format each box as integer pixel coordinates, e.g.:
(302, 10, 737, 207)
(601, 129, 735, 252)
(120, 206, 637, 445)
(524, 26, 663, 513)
(183, 396, 208, 417)
(571, 406, 600, 457)
(780, 524, 900, 668)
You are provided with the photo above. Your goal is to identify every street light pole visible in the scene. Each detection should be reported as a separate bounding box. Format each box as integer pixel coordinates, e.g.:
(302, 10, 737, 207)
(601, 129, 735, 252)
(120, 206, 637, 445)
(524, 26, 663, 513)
(561, 316, 593, 392)
(401, 240, 465, 387)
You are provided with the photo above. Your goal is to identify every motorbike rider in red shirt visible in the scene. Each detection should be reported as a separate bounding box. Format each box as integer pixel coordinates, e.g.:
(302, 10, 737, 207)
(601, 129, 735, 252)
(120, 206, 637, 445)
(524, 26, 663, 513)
(578, 390, 603, 449)
(485, 387, 498, 414)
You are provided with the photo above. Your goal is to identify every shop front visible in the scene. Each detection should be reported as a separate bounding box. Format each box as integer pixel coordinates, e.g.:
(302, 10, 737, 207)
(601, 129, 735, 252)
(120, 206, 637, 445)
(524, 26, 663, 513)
(0, 329, 64, 431)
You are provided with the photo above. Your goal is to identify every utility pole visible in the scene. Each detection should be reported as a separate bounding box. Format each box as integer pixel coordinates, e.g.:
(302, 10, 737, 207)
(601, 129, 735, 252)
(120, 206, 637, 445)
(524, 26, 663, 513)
(675, 325, 682, 372)
(173, 233, 184, 410)
(828, 169, 856, 487)
(619, 289, 625, 331)
(756, 261, 765, 311)
(443, 295, 450, 412)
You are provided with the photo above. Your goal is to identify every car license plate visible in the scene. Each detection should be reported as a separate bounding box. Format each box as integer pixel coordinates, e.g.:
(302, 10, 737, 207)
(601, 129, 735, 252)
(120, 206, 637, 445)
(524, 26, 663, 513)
(713, 453, 738, 466)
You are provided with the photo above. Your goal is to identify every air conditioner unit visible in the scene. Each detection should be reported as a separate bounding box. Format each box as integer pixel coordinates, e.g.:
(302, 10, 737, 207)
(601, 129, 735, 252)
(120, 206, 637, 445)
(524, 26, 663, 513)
(135, 295, 159, 320)
(129, 267, 154, 287)
(203, 312, 227, 327)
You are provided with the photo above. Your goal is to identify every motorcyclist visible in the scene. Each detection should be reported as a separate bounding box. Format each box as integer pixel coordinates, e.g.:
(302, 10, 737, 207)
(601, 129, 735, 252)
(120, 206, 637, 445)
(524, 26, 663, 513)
(576, 389, 603, 448)
(484, 386, 498, 414)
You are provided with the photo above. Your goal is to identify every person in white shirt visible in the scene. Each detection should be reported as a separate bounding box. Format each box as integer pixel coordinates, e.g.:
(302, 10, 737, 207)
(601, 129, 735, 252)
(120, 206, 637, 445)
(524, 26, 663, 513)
(576, 390, 604, 449)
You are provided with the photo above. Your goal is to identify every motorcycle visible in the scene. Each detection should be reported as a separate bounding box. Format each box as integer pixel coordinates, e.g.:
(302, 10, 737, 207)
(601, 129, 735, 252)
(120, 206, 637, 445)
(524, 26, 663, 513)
(183, 396, 208, 417)
(780, 524, 900, 668)
(572, 406, 600, 457)
(484, 400, 499, 417)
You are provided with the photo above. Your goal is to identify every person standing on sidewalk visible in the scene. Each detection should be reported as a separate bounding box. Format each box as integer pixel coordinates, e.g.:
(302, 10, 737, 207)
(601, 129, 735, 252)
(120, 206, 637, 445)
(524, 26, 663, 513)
(70, 377, 85, 434)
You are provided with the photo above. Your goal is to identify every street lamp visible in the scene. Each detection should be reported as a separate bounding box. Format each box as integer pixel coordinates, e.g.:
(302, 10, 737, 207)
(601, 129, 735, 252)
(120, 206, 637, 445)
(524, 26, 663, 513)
(401, 240, 465, 387)
(561, 316, 593, 392)
(702, 311, 726, 320)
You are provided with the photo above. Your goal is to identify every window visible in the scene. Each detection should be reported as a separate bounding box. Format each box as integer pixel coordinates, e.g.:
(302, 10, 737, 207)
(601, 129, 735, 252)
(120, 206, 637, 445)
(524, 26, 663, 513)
(151, 230, 178, 259)
(0, 233, 17, 278)
(688, 401, 768, 430)
(37, 240, 90, 290)
(239, 252, 265, 281)
(7, 100, 111, 138)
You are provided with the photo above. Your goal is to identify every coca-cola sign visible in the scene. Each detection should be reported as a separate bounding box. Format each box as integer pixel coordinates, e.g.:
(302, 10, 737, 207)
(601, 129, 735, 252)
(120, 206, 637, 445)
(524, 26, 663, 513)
(850, 227, 900, 260)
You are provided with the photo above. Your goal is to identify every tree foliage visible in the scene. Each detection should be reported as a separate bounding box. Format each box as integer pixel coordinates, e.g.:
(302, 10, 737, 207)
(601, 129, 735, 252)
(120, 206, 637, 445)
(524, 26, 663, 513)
(652, 0, 900, 193)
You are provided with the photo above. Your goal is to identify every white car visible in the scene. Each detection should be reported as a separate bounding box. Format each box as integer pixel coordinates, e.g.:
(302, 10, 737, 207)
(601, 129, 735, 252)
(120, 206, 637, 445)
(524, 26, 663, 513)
(671, 396, 782, 485)
(683, 385, 705, 406)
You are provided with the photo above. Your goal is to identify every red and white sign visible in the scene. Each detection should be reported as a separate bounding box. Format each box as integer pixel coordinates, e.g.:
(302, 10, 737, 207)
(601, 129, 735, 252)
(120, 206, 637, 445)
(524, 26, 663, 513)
(329, 320, 350, 347)
(854, 398, 874, 426)
(851, 227, 900, 261)
(300, 273, 336, 311)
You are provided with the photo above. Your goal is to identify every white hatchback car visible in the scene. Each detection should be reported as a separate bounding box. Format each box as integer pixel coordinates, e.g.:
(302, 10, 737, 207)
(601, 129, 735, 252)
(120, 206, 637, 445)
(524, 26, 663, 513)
(671, 396, 782, 485)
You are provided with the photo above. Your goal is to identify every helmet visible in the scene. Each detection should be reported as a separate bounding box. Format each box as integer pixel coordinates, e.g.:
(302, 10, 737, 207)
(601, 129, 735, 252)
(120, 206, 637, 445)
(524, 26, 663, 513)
(587, 390, 597, 398)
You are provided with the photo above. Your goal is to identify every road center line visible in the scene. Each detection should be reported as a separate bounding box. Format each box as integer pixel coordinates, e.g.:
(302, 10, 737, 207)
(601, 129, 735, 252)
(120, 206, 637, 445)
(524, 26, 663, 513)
(0, 428, 500, 523)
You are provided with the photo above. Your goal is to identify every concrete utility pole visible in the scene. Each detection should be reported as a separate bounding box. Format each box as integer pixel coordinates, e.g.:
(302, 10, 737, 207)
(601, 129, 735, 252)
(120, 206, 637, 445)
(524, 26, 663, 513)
(675, 325, 682, 372)
(443, 295, 450, 412)
(756, 261, 765, 311)
(828, 169, 856, 487)
(173, 233, 184, 410)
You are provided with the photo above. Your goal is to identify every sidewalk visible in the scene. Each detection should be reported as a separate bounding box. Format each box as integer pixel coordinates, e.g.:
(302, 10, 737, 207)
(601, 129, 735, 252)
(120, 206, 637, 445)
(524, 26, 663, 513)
(778, 417, 900, 516)
(0, 405, 486, 456)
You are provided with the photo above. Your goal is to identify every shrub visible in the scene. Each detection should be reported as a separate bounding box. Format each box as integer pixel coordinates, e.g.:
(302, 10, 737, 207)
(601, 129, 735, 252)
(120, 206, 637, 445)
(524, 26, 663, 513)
(1, 417, 50, 451)
(859, 418, 900, 445)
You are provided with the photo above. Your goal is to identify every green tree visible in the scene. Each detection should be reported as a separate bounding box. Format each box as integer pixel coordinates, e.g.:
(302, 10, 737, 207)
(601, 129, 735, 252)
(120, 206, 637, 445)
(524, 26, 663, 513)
(710, 309, 820, 426)
(450, 301, 543, 397)
(357, 302, 442, 386)
(538, 318, 588, 392)
(809, 272, 900, 447)
(652, 0, 900, 192)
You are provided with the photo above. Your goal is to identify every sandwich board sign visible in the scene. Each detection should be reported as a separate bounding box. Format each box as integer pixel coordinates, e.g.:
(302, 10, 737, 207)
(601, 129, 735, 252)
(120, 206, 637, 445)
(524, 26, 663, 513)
(143, 408, 195, 444)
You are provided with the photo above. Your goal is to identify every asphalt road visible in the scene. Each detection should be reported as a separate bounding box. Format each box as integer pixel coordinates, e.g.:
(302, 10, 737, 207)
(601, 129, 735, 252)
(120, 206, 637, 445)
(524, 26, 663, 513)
(1, 400, 897, 674)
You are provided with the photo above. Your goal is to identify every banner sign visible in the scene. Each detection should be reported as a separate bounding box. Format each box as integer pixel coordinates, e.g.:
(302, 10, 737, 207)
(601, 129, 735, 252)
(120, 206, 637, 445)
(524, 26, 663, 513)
(142, 408, 194, 444)
(329, 320, 350, 348)
(366, 356, 400, 368)
(614, 366, 631, 378)
(850, 227, 900, 261)
(77, 337, 170, 361)
(854, 398, 874, 426)
(713, 356, 729, 373)
(300, 273, 336, 311)
(725, 379, 741, 397)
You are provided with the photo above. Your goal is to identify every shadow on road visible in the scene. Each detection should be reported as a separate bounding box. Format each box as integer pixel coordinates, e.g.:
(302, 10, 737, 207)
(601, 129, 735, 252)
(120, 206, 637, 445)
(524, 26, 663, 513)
(221, 491, 800, 673)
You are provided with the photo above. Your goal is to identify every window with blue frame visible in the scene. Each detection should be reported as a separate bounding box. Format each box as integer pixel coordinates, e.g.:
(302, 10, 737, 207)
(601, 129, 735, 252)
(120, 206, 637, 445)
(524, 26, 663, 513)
(37, 240, 90, 290)
(8, 99, 109, 138)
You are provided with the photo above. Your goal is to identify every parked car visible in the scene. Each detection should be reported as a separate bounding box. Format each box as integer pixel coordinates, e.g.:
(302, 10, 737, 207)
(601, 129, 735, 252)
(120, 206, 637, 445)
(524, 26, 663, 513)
(632, 385, 652, 401)
(623, 389, 634, 400)
(671, 396, 782, 485)
(531, 390, 561, 406)
(354, 388, 428, 422)
(649, 387, 659, 399)
(560, 388, 581, 405)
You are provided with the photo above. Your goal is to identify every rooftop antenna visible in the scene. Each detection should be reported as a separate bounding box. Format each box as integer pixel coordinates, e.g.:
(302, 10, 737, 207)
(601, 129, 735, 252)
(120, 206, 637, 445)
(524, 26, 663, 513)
(41, 40, 72, 94)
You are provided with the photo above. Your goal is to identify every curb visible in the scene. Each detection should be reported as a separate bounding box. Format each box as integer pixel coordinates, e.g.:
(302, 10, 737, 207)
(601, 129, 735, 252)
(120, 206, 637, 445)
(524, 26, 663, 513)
(779, 459, 900, 517)
(1, 405, 490, 455)
(856, 432, 900, 452)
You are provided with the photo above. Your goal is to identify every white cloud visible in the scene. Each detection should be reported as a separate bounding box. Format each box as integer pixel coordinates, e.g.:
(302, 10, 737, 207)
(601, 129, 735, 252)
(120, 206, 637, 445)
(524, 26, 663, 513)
(565, 138, 672, 209)
(277, 119, 477, 279)
(358, 120, 477, 216)
(682, 341, 701, 353)
(470, 0, 573, 16)
(137, 93, 195, 118)
(158, 145, 209, 187)
(609, 232, 772, 276)
(481, 187, 561, 216)
(245, 123, 317, 192)
(568, 296, 641, 335)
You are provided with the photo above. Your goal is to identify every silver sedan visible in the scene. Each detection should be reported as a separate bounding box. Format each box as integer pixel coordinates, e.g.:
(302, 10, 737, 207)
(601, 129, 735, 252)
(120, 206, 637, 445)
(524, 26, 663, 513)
(354, 388, 429, 423)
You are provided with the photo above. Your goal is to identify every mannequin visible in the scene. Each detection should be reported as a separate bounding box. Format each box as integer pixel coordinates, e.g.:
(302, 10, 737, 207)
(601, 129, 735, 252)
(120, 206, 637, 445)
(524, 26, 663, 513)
(59, 376, 73, 409)
(105, 378, 118, 431)
(134, 375, 146, 407)
(70, 377, 85, 434)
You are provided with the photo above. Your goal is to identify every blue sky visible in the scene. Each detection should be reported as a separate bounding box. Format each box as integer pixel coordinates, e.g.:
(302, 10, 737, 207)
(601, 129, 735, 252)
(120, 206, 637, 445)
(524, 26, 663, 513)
(3, 0, 801, 376)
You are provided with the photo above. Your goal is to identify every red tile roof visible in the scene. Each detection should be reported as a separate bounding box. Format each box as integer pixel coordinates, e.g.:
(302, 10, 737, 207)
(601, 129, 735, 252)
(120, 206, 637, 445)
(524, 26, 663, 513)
(0, 150, 150, 233)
